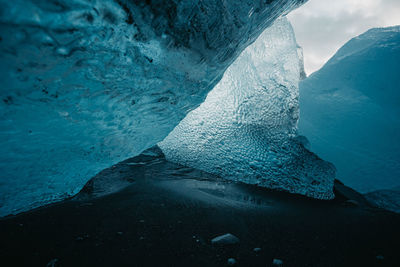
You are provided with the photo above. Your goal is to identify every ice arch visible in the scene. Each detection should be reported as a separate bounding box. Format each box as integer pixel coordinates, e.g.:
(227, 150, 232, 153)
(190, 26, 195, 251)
(0, 0, 306, 216)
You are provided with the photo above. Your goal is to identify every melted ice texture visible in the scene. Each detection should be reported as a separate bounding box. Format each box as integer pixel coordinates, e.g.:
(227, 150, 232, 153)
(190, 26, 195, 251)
(0, 0, 305, 216)
(159, 18, 335, 200)
(299, 26, 400, 194)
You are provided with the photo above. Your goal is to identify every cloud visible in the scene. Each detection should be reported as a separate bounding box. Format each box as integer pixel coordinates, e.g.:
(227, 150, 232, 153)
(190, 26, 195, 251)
(287, 0, 400, 74)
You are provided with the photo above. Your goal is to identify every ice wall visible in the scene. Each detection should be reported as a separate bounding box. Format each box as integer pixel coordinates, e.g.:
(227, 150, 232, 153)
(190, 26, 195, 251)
(299, 26, 400, 193)
(0, 0, 306, 216)
(159, 18, 335, 200)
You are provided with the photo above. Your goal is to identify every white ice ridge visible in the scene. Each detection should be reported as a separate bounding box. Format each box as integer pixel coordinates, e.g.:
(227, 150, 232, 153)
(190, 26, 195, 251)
(159, 18, 335, 200)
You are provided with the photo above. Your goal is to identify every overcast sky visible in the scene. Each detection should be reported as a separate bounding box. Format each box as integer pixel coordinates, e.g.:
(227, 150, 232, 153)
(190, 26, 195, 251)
(287, 0, 400, 75)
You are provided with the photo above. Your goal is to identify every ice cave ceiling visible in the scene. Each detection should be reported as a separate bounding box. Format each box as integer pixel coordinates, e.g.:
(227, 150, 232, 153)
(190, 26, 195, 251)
(0, 0, 308, 216)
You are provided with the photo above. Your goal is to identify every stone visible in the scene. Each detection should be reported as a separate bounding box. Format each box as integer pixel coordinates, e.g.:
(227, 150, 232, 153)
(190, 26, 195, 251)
(253, 247, 261, 253)
(211, 233, 240, 245)
(227, 258, 237, 266)
(272, 258, 283, 266)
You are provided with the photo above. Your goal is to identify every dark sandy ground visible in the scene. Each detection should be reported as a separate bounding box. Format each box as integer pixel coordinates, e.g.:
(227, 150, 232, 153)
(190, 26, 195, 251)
(0, 147, 399, 267)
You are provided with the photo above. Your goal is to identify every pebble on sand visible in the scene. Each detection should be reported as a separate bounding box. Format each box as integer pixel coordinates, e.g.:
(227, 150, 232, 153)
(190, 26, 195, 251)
(272, 258, 283, 266)
(211, 233, 239, 245)
(227, 258, 236, 266)
(46, 259, 59, 267)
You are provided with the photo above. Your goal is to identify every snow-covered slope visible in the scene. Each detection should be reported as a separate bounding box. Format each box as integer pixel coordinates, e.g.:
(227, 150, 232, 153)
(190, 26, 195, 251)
(0, 0, 306, 216)
(160, 18, 335, 200)
(299, 26, 400, 194)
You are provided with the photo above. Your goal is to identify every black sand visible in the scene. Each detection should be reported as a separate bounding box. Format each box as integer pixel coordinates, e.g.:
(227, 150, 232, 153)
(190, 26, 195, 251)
(1, 148, 399, 267)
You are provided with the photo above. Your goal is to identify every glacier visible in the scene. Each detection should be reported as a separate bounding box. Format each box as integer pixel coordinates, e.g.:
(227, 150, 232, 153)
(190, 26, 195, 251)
(0, 0, 308, 216)
(299, 26, 400, 195)
(159, 18, 335, 200)
(364, 187, 400, 214)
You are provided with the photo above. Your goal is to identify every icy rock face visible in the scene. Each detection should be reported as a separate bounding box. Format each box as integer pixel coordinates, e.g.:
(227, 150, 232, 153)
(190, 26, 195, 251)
(159, 18, 335, 200)
(0, 0, 306, 216)
(299, 26, 400, 194)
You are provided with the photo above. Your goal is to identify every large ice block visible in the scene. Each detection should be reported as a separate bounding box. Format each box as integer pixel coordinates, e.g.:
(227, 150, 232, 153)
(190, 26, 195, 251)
(159, 18, 335, 200)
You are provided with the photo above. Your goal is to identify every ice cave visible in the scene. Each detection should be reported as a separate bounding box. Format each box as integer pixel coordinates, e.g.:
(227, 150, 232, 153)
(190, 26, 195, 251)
(0, 0, 306, 216)
(0, 1, 399, 266)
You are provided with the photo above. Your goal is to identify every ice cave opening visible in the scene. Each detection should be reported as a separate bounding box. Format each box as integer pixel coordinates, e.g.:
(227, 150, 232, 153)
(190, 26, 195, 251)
(1, 0, 398, 217)
(0, 0, 308, 216)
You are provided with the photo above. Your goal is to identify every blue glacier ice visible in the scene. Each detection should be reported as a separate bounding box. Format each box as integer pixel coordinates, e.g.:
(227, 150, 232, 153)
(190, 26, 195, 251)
(364, 187, 400, 213)
(159, 18, 335, 200)
(0, 0, 306, 216)
(299, 26, 400, 195)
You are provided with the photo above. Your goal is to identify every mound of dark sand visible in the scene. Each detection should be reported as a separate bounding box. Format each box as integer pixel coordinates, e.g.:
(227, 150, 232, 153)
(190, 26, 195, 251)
(1, 147, 399, 266)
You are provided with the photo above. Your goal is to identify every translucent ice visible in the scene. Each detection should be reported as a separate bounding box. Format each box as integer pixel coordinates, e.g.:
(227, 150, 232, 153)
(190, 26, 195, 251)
(299, 26, 400, 194)
(159, 18, 335, 200)
(0, 0, 305, 216)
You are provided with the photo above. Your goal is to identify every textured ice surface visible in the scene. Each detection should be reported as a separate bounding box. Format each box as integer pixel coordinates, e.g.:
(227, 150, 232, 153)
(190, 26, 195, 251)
(364, 187, 400, 213)
(299, 26, 400, 194)
(0, 0, 306, 216)
(159, 18, 335, 200)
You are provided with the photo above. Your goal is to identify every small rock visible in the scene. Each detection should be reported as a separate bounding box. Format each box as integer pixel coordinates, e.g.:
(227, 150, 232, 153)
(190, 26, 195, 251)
(272, 258, 283, 266)
(343, 199, 359, 206)
(227, 258, 236, 266)
(376, 255, 384, 260)
(46, 258, 58, 267)
(211, 233, 240, 245)
(253, 247, 261, 253)
(117, 232, 123, 235)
